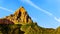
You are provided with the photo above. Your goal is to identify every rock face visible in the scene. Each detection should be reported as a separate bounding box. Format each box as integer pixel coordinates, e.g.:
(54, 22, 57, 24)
(5, 6, 33, 24)
(0, 19, 14, 24)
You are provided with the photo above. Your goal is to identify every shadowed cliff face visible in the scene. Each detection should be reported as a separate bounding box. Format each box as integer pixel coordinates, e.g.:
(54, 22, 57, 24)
(5, 7, 33, 24)
(0, 19, 14, 24)
(0, 24, 25, 34)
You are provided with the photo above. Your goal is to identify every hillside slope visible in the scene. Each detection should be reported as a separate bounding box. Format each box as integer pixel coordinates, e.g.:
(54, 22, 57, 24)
(0, 6, 60, 34)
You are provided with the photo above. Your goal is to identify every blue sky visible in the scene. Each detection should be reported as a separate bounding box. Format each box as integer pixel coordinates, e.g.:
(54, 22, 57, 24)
(0, 0, 60, 28)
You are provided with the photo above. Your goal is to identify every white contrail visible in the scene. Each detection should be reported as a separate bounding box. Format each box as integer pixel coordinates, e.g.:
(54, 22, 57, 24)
(20, 0, 60, 23)
(54, 17, 60, 23)
(21, 0, 53, 16)
(0, 7, 13, 12)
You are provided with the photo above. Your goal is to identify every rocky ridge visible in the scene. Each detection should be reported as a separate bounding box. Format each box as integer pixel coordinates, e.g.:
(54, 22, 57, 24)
(4, 6, 33, 24)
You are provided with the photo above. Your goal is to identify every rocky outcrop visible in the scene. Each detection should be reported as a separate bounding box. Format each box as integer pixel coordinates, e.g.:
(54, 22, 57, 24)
(5, 6, 33, 24)
(0, 19, 14, 24)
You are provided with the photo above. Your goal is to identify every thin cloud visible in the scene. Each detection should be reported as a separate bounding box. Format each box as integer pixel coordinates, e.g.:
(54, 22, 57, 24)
(20, 0, 60, 23)
(21, 0, 53, 16)
(0, 7, 13, 12)
(54, 17, 60, 23)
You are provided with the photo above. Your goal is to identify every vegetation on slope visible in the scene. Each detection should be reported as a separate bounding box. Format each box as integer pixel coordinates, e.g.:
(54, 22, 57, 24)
(0, 23, 60, 34)
(0, 23, 55, 34)
(21, 23, 55, 34)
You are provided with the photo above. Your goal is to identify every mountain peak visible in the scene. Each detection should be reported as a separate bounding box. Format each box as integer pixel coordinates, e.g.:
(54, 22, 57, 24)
(19, 6, 26, 12)
(20, 6, 24, 8)
(14, 6, 26, 15)
(5, 6, 33, 24)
